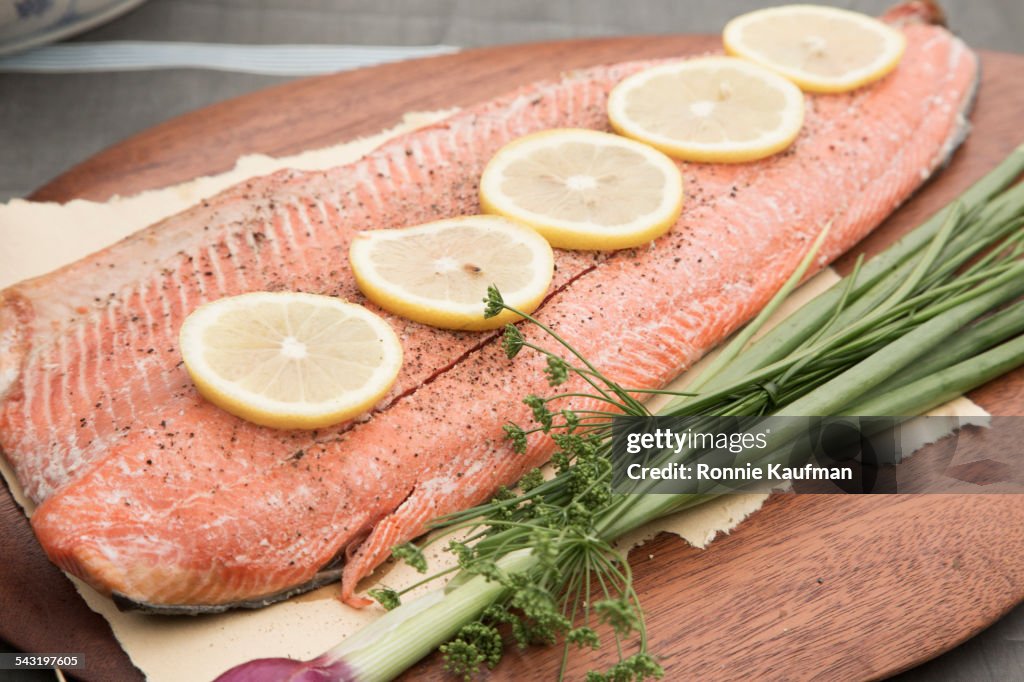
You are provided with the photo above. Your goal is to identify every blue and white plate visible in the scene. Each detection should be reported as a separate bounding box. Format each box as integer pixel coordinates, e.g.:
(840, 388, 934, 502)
(0, 0, 147, 56)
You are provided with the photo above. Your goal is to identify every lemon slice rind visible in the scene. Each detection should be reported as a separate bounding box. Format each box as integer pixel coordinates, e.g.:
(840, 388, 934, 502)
(607, 56, 805, 164)
(350, 216, 555, 331)
(723, 5, 906, 94)
(180, 292, 402, 429)
(479, 128, 684, 250)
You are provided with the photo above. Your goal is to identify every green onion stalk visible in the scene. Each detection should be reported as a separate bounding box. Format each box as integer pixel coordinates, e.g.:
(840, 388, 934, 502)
(216, 146, 1024, 682)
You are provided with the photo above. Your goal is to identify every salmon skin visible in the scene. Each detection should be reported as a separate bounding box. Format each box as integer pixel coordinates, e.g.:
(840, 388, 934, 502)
(0, 3, 978, 611)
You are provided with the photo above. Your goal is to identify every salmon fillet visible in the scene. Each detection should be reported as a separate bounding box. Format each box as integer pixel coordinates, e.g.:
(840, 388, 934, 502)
(0, 3, 977, 609)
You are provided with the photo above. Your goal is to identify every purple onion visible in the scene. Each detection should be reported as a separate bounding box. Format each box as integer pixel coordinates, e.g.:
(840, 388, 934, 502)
(214, 653, 356, 681)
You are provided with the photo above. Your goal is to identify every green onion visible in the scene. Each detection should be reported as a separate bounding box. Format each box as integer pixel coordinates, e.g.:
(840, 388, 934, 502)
(692, 145, 1024, 396)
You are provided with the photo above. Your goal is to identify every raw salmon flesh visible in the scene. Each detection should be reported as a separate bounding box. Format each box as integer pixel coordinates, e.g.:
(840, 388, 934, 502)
(0, 3, 979, 610)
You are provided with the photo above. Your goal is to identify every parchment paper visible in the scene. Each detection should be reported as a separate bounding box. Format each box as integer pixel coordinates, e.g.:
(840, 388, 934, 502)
(0, 112, 988, 681)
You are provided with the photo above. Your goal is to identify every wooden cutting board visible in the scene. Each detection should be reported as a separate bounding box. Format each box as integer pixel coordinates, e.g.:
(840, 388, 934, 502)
(3, 35, 1024, 682)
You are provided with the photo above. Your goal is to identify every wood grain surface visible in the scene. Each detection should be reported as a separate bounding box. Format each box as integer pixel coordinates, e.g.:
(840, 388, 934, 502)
(3, 35, 1023, 682)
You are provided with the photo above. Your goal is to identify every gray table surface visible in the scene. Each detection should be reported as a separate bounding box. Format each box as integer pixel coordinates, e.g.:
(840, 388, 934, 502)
(1, 1, 1022, 680)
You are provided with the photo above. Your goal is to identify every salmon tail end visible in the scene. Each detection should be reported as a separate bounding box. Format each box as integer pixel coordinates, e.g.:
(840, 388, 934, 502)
(338, 532, 375, 608)
(0, 290, 32, 404)
(884, 0, 947, 27)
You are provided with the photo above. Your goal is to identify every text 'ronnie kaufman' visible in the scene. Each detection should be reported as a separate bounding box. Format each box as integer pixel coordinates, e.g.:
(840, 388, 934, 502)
(624, 462, 853, 481)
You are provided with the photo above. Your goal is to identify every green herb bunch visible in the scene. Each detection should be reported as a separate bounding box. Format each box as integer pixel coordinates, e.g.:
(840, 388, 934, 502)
(375, 147, 1024, 680)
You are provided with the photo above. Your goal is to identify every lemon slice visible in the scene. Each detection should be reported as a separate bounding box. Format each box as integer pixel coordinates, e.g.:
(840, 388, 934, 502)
(479, 128, 684, 250)
(179, 292, 402, 429)
(723, 5, 906, 93)
(349, 215, 554, 331)
(607, 56, 805, 164)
